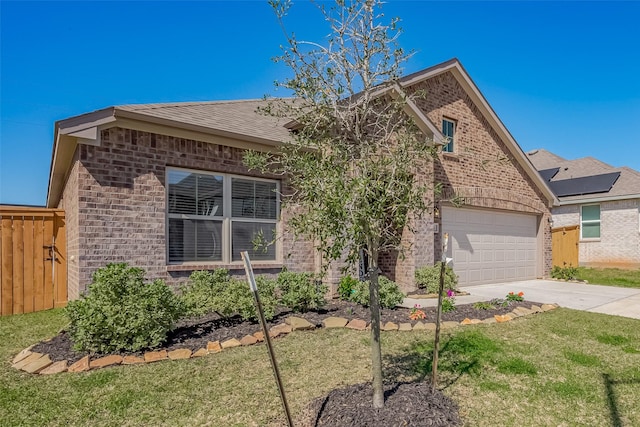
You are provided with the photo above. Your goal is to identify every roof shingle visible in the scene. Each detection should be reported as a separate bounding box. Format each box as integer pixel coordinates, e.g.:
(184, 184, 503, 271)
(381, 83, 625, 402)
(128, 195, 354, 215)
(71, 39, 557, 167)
(117, 99, 293, 144)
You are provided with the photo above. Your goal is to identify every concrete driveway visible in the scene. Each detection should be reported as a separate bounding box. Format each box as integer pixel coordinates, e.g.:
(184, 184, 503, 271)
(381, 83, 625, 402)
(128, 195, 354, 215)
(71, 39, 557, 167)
(403, 279, 640, 320)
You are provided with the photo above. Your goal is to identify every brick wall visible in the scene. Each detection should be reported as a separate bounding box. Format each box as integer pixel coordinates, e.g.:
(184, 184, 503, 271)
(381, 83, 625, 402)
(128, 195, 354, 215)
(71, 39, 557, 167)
(550, 205, 579, 228)
(67, 128, 316, 296)
(584, 200, 640, 267)
(57, 149, 80, 300)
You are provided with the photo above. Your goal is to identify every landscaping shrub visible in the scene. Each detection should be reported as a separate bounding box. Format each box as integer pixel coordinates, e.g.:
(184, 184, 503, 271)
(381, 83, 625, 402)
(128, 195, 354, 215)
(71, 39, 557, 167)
(551, 265, 578, 280)
(66, 263, 183, 353)
(338, 275, 359, 301)
(349, 275, 405, 309)
(277, 270, 327, 312)
(231, 276, 278, 321)
(415, 262, 458, 294)
(181, 269, 277, 321)
(181, 269, 231, 317)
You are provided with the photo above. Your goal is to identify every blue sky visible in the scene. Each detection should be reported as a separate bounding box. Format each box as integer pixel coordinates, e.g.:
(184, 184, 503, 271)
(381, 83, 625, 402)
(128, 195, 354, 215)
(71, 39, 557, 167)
(1, 1, 639, 206)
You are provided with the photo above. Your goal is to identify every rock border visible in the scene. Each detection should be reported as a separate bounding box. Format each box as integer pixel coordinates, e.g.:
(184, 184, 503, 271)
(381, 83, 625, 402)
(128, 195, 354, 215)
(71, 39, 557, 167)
(10, 303, 559, 375)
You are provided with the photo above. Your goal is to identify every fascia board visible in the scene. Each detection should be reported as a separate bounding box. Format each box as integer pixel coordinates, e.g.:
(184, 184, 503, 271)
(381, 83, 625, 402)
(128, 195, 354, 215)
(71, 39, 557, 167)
(46, 133, 78, 207)
(557, 193, 640, 206)
(57, 108, 116, 135)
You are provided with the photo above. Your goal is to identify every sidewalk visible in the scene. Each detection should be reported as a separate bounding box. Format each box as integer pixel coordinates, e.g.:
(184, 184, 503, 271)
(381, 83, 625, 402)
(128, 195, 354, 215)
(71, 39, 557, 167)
(402, 279, 640, 320)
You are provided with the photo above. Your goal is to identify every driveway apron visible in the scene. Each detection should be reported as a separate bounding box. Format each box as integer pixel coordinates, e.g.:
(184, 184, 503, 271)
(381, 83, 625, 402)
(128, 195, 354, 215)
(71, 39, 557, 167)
(403, 280, 640, 320)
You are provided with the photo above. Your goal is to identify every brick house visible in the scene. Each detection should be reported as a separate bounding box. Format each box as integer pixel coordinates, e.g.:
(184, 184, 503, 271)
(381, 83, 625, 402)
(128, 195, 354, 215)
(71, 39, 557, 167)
(528, 148, 640, 269)
(46, 59, 555, 299)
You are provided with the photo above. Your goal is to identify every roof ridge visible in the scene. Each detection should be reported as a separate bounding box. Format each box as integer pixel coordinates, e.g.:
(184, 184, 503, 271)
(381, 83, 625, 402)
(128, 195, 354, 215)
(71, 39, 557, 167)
(398, 58, 460, 84)
(579, 156, 613, 168)
(620, 166, 640, 178)
(116, 98, 273, 111)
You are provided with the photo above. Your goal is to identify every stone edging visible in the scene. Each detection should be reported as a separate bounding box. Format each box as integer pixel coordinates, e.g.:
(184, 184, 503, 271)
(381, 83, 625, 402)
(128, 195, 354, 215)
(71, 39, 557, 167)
(10, 303, 559, 375)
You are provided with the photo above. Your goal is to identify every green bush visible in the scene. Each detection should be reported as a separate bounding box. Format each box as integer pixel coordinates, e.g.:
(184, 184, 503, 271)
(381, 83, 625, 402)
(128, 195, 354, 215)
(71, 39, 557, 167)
(338, 275, 359, 301)
(66, 263, 183, 353)
(415, 262, 458, 294)
(181, 269, 231, 317)
(349, 275, 405, 309)
(277, 271, 327, 312)
(230, 276, 278, 321)
(551, 265, 578, 280)
(181, 269, 277, 321)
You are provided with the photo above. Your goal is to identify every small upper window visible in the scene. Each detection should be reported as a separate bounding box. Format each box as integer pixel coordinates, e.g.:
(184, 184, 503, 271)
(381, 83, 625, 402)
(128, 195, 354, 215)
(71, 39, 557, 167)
(581, 204, 601, 239)
(442, 118, 455, 153)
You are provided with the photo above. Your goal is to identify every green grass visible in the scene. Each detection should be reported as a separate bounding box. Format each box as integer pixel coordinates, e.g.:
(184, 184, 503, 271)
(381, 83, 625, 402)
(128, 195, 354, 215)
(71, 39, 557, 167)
(576, 267, 640, 288)
(2, 308, 640, 426)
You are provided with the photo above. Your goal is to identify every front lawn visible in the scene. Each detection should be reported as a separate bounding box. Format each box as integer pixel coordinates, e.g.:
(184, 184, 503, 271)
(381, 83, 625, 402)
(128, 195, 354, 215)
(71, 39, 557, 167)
(2, 308, 639, 426)
(577, 267, 640, 288)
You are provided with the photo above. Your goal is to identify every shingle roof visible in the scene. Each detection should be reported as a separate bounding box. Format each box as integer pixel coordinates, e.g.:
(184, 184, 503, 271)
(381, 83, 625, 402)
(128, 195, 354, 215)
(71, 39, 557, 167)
(116, 99, 293, 144)
(527, 148, 640, 201)
(526, 149, 566, 170)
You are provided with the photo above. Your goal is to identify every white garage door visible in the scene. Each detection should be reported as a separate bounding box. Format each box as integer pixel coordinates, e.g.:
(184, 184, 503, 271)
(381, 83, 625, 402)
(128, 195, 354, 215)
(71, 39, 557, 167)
(442, 207, 538, 286)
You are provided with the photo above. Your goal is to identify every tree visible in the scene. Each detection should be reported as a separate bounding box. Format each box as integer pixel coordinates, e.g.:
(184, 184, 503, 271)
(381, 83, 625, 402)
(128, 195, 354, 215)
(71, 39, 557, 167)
(246, 0, 438, 408)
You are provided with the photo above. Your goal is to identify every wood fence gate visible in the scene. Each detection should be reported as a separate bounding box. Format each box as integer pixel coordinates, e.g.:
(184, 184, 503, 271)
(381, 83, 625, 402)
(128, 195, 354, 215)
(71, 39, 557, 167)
(0, 206, 67, 316)
(551, 225, 579, 268)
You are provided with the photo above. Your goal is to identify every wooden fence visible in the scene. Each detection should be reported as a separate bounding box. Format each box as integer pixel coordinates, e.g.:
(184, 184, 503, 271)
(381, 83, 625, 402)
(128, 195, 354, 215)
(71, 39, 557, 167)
(551, 225, 579, 268)
(0, 206, 67, 316)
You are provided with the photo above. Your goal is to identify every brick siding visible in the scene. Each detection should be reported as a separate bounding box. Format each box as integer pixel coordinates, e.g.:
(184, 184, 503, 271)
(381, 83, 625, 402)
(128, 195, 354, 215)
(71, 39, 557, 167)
(57, 149, 80, 300)
(65, 128, 316, 296)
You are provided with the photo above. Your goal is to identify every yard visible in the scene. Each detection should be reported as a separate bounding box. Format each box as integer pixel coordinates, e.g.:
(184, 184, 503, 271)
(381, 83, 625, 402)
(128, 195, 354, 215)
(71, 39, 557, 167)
(577, 267, 640, 288)
(2, 307, 639, 426)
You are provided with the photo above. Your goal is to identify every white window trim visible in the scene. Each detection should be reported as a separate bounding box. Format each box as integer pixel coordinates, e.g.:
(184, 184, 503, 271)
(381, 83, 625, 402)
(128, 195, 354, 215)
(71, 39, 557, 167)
(442, 118, 456, 153)
(166, 167, 281, 265)
(580, 204, 601, 240)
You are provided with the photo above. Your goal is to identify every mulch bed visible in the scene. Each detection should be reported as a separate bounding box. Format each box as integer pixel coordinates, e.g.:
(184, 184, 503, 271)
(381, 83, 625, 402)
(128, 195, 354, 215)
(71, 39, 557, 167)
(30, 299, 539, 426)
(302, 381, 461, 427)
(33, 299, 538, 364)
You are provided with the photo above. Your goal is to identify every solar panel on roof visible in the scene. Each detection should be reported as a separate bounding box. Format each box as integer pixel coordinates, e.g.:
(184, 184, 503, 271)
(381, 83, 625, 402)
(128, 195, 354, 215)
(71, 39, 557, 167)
(548, 172, 621, 197)
(538, 167, 559, 182)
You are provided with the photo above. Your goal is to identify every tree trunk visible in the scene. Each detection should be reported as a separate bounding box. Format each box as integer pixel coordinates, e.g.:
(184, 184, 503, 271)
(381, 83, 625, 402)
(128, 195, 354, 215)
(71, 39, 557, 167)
(368, 250, 384, 408)
(431, 259, 446, 392)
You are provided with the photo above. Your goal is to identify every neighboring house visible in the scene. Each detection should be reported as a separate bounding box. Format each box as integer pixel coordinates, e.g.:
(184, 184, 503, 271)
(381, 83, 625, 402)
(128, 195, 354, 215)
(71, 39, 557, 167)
(528, 148, 640, 269)
(47, 59, 555, 299)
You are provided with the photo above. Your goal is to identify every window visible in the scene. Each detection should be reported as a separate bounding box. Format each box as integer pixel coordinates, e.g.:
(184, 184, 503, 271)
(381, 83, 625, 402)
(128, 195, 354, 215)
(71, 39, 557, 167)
(442, 118, 455, 153)
(581, 204, 600, 239)
(167, 168, 279, 263)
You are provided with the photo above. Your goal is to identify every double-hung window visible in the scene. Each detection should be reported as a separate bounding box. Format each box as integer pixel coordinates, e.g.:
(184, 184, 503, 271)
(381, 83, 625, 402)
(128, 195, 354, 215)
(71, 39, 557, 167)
(580, 204, 600, 239)
(167, 168, 279, 263)
(442, 118, 455, 153)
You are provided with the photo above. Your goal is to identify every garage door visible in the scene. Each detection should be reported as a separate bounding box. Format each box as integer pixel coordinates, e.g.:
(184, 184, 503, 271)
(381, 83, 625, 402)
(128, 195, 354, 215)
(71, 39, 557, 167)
(442, 207, 538, 286)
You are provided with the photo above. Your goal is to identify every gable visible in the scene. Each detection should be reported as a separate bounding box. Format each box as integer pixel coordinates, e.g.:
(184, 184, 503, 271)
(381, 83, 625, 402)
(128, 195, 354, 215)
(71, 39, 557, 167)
(398, 60, 555, 208)
(401, 69, 553, 211)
